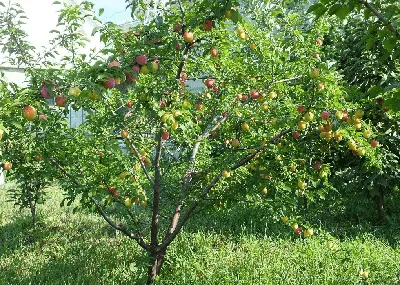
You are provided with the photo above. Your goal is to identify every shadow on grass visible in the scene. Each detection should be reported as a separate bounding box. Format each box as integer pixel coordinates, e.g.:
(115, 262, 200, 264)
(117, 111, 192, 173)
(182, 193, 400, 249)
(0, 217, 149, 285)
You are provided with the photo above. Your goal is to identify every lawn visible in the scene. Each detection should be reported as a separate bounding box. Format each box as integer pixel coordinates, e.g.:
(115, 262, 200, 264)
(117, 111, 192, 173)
(1, 183, 399, 284)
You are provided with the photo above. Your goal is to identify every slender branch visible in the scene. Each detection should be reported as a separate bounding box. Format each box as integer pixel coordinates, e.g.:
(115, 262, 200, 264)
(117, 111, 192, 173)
(359, 0, 400, 40)
(164, 114, 228, 239)
(49, 157, 150, 251)
(150, 126, 163, 249)
(126, 137, 155, 185)
(160, 128, 291, 250)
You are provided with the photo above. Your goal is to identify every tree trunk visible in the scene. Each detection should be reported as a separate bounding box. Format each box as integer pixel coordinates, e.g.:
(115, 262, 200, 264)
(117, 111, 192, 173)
(26, 187, 37, 230)
(373, 190, 385, 222)
(146, 251, 165, 285)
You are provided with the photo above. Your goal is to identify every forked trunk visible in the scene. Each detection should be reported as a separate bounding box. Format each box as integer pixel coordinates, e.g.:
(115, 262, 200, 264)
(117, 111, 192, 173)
(147, 251, 166, 285)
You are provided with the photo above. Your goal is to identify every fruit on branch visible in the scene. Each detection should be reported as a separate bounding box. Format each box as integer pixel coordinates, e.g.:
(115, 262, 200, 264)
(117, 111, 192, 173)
(55, 96, 67, 107)
(203, 19, 213, 31)
(313, 53, 320, 59)
(121, 130, 129, 138)
(304, 228, 314, 237)
(225, 10, 232, 19)
(140, 65, 149, 75)
(174, 23, 182, 33)
(269, 91, 277, 99)
(140, 200, 148, 207)
(108, 187, 119, 197)
(250, 43, 256, 49)
(250, 90, 260, 99)
(211, 131, 217, 137)
(335, 110, 343, 120)
(124, 197, 133, 207)
(127, 101, 134, 108)
(136, 55, 148, 65)
(3, 162, 12, 170)
(210, 47, 218, 57)
(69, 86, 81, 97)
(0, 129, 3, 141)
(292, 131, 300, 140)
(114, 78, 121, 85)
(298, 180, 307, 189)
(102, 78, 115, 89)
(132, 65, 140, 73)
(183, 31, 194, 43)
(195, 104, 203, 111)
(319, 170, 328, 178)
(297, 105, 305, 113)
(363, 130, 372, 139)
(23, 105, 37, 121)
(317, 82, 325, 89)
(281, 216, 289, 223)
(297, 121, 307, 130)
(176, 42, 182, 50)
(355, 109, 364, 119)
(41, 85, 52, 99)
(295, 227, 302, 235)
(222, 170, 231, 178)
(161, 130, 170, 140)
(356, 149, 365, 156)
(241, 122, 250, 131)
(370, 140, 378, 148)
(348, 140, 357, 151)
(261, 104, 269, 111)
(109, 61, 121, 67)
(291, 223, 299, 230)
(232, 138, 239, 148)
(205, 78, 215, 88)
(150, 61, 159, 72)
(320, 111, 330, 120)
(310, 68, 320, 79)
(304, 111, 314, 121)
(35, 155, 42, 161)
(315, 162, 322, 170)
(262, 188, 268, 195)
(316, 39, 323, 46)
(334, 131, 343, 142)
(291, 164, 297, 172)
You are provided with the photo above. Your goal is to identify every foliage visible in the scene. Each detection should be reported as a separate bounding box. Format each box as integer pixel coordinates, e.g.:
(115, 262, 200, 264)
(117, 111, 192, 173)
(0, 0, 398, 283)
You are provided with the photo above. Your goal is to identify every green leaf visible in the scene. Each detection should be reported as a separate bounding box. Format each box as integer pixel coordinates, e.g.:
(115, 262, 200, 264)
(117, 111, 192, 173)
(99, 8, 104, 16)
(382, 36, 396, 53)
(383, 91, 400, 112)
(335, 6, 350, 20)
(314, 5, 328, 19)
(328, 4, 342, 16)
(52, 1, 61, 4)
(307, 3, 323, 14)
(367, 85, 384, 96)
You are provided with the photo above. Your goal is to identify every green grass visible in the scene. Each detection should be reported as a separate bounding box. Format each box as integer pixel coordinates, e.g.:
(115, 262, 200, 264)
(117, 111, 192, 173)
(1, 184, 400, 284)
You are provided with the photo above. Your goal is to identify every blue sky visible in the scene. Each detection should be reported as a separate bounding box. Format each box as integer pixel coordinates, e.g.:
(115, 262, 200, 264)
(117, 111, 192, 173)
(92, 0, 133, 25)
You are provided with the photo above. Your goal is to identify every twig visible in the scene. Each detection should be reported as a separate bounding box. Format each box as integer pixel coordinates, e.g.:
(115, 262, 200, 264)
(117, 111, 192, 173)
(126, 137, 155, 185)
(359, 0, 400, 40)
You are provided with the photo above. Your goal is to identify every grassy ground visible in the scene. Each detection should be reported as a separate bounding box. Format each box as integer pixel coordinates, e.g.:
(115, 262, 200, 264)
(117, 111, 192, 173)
(1, 184, 400, 284)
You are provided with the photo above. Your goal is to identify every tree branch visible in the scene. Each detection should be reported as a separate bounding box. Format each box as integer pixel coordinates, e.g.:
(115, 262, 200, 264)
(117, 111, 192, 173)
(49, 157, 150, 251)
(150, 126, 163, 249)
(359, 0, 400, 40)
(126, 137, 155, 185)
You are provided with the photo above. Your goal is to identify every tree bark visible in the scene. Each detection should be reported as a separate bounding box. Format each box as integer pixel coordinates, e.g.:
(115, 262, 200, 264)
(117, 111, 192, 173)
(147, 251, 165, 285)
(373, 190, 385, 222)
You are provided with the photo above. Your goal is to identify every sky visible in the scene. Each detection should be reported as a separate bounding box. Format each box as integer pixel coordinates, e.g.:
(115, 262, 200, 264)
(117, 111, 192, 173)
(92, 0, 133, 25)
